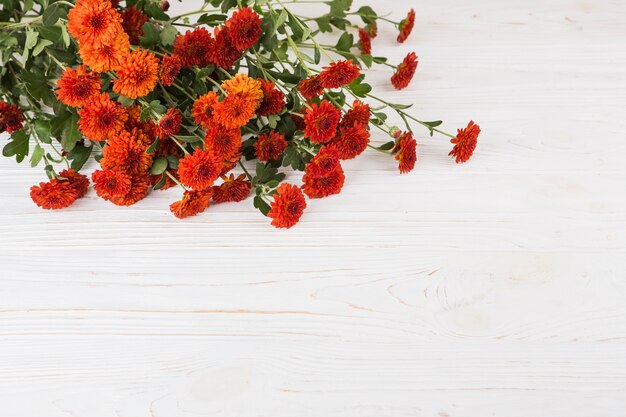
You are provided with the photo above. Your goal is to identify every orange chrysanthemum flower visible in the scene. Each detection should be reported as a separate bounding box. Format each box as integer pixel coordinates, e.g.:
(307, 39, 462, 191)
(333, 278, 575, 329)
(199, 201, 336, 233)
(218, 147, 242, 176)
(328, 123, 370, 160)
(67, 0, 123, 45)
(113, 48, 159, 99)
(267, 183, 307, 229)
(302, 163, 345, 199)
(358, 28, 372, 55)
(254, 131, 287, 161)
(0, 101, 24, 134)
(78, 29, 130, 72)
(222, 73, 263, 105)
(449, 121, 480, 164)
(100, 130, 153, 174)
(120, 6, 148, 45)
(154, 108, 182, 139)
(55, 65, 102, 108)
(318, 60, 360, 89)
(397, 9, 416, 43)
(204, 124, 242, 160)
(30, 179, 79, 210)
(212, 173, 251, 203)
(59, 168, 90, 198)
(391, 52, 418, 90)
(298, 75, 324, 101)
(109, 172, 151, 206)
(170, 188, 213, 219)
(341, 100, 370, 128)
(392, 131, 417, 173)
(208, 26, 240, 69)
(303, 100, 341, 144)
(213, 93, 258, 129)
(160, 54, 181, 86)
(257, 80, 285, 116)
(92, 169, 132, 200)
(224, 7, 262, 52)
(78, 93, 128, 141)
(192, 91, 220, 128)
(304, 147, 340, 177)
(177, 148, 222, 190)
(173, 27, 213, 67)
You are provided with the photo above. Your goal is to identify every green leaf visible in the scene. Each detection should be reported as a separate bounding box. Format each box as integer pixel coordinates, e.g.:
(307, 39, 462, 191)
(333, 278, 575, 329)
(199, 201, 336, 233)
(197, 13, 228, 25)
(68, 144, 92, 171)
(33, 39, 53, 56)
(30, 144, 45, 167)
(152, 174, 167, 190)
(150, 157, 168, 175)
(140, 23, 160, 48)
(34, 119, 52, 144)
(356, 6, 377, 24)
(160, 25, 178, 46)
(2, 130, 30, 162)
(42, 3, 62, 26)
(146, 137, 160, 154)
(377, 141, 395, 151)
(62, 113, 81, 152)
(253, 195, 271, 216)
(335, 32, 353, 52)
(423, 120, 443, 127)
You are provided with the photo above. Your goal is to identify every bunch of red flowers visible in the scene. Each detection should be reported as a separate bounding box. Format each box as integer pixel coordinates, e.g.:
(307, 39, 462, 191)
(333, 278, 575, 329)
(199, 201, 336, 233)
(1, 0, 480, 228)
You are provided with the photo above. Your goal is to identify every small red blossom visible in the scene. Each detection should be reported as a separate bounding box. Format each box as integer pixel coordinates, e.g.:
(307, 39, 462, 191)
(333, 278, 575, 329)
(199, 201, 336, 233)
(109, 172, 151, 206)
(59, 169, 90, 198)
(173, 27, 213, 67)
(154, 108, 182, 139)
(255, 131, 288, 161)
(204, 124, 242, 160)
(77, 93, 128, 141)
(341, 100, 370, 128)
(120, 6, 148, 45)
(212, 173, 251, 203)
(298, 75, 324, 100)
(305, 147, 340, 177)
(170, 188, 213, 219)
(449, 121, 480, 163)
(268, 183, 307, 229)
(55, 65, 102, 108)
(302, 163, 345, 199)
(397, 9, 416, 43)
(257, 80, 285, 116)
(225, 7, 262, 52)
(30, 179, 79, 210)
(358, 28, 372, 55)
(160, 54, 182, 86)
(177, 148, 222, 190)
(391, 52, 418, 90)
(192, 91, 220, 128)
(318, 60, 361, 89)
(392, 131, 417, 173)
(208, 26, 241, 69)
(303, 100, 341, 144)
(0, 101, 25, 134)
(92, 169, 132, 200)
(328, 123, 370, 160)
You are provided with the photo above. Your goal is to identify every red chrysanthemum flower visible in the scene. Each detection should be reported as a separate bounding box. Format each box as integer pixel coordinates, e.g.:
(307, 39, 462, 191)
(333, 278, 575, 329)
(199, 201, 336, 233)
(154, 108, 182, 139)
(328, 123, 370, 160)
(67, 0, 123, 45)
(397, 9, 416, 43)
(318, 60, 360, 89)
(30, 179, 79, 210)
(358, 28, 372, 55)
(170, 188, 213, 219)
(212, 173, 251, 203)
(290, 110, 306, 131)
(160, 54, 181, 86)
(0, 101, 24, 134)
(449, 121, 480, 164)
(208, 26, 240, 69)
(191, 91, 220, 128)
(177, 148, 222, 190)
(78, 29, 130, 73)
(120, 6, 148, 45)
(224, 7, 262, 52)
(392, 131, 417, 173)
(304, 147, 340, 177)
(302, 163, 345, 199)
(257, 80, 285, 116)
(113, 48, 159, 99)
(91, 169, 132, 200)
(218, 147, 242, 176)
(204, 124, 242, 160)
(173, 27, 213, 67)
(391, 52, 418, 90)
(213, 92, 258, 129)
(298, 75, 324, 101)
(341, 100, 370, 128)
(267, 183, 306, 229)
(100, 130, 153, 174)
(303, 100, 341, 144)
(254, 131, 287, 161)
(59, 168, 90, 198)
(55, 65, 102, 108)
(109, 172, 151, 206)
(78, 93, 128, 141)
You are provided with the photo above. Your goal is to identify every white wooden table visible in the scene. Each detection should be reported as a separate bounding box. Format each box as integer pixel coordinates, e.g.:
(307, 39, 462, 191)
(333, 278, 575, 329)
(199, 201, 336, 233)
(1, 0, 626, 415)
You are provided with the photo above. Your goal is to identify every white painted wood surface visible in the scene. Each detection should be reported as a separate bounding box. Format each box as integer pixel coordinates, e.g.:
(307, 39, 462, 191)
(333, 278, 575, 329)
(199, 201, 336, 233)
(2, 0, 626, 415)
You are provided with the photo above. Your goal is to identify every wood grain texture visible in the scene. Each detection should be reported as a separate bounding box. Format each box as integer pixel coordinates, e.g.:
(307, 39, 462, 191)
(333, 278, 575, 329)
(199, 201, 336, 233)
(1, 0, 626, 415)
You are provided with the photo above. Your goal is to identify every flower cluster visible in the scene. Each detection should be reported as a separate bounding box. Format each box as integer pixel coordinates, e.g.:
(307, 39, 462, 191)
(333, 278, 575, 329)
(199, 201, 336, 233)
(1, 0, 480, 228)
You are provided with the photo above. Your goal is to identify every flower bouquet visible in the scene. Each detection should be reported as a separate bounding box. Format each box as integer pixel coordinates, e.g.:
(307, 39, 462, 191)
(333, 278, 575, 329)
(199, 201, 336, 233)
(0, 0, 480, 228)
